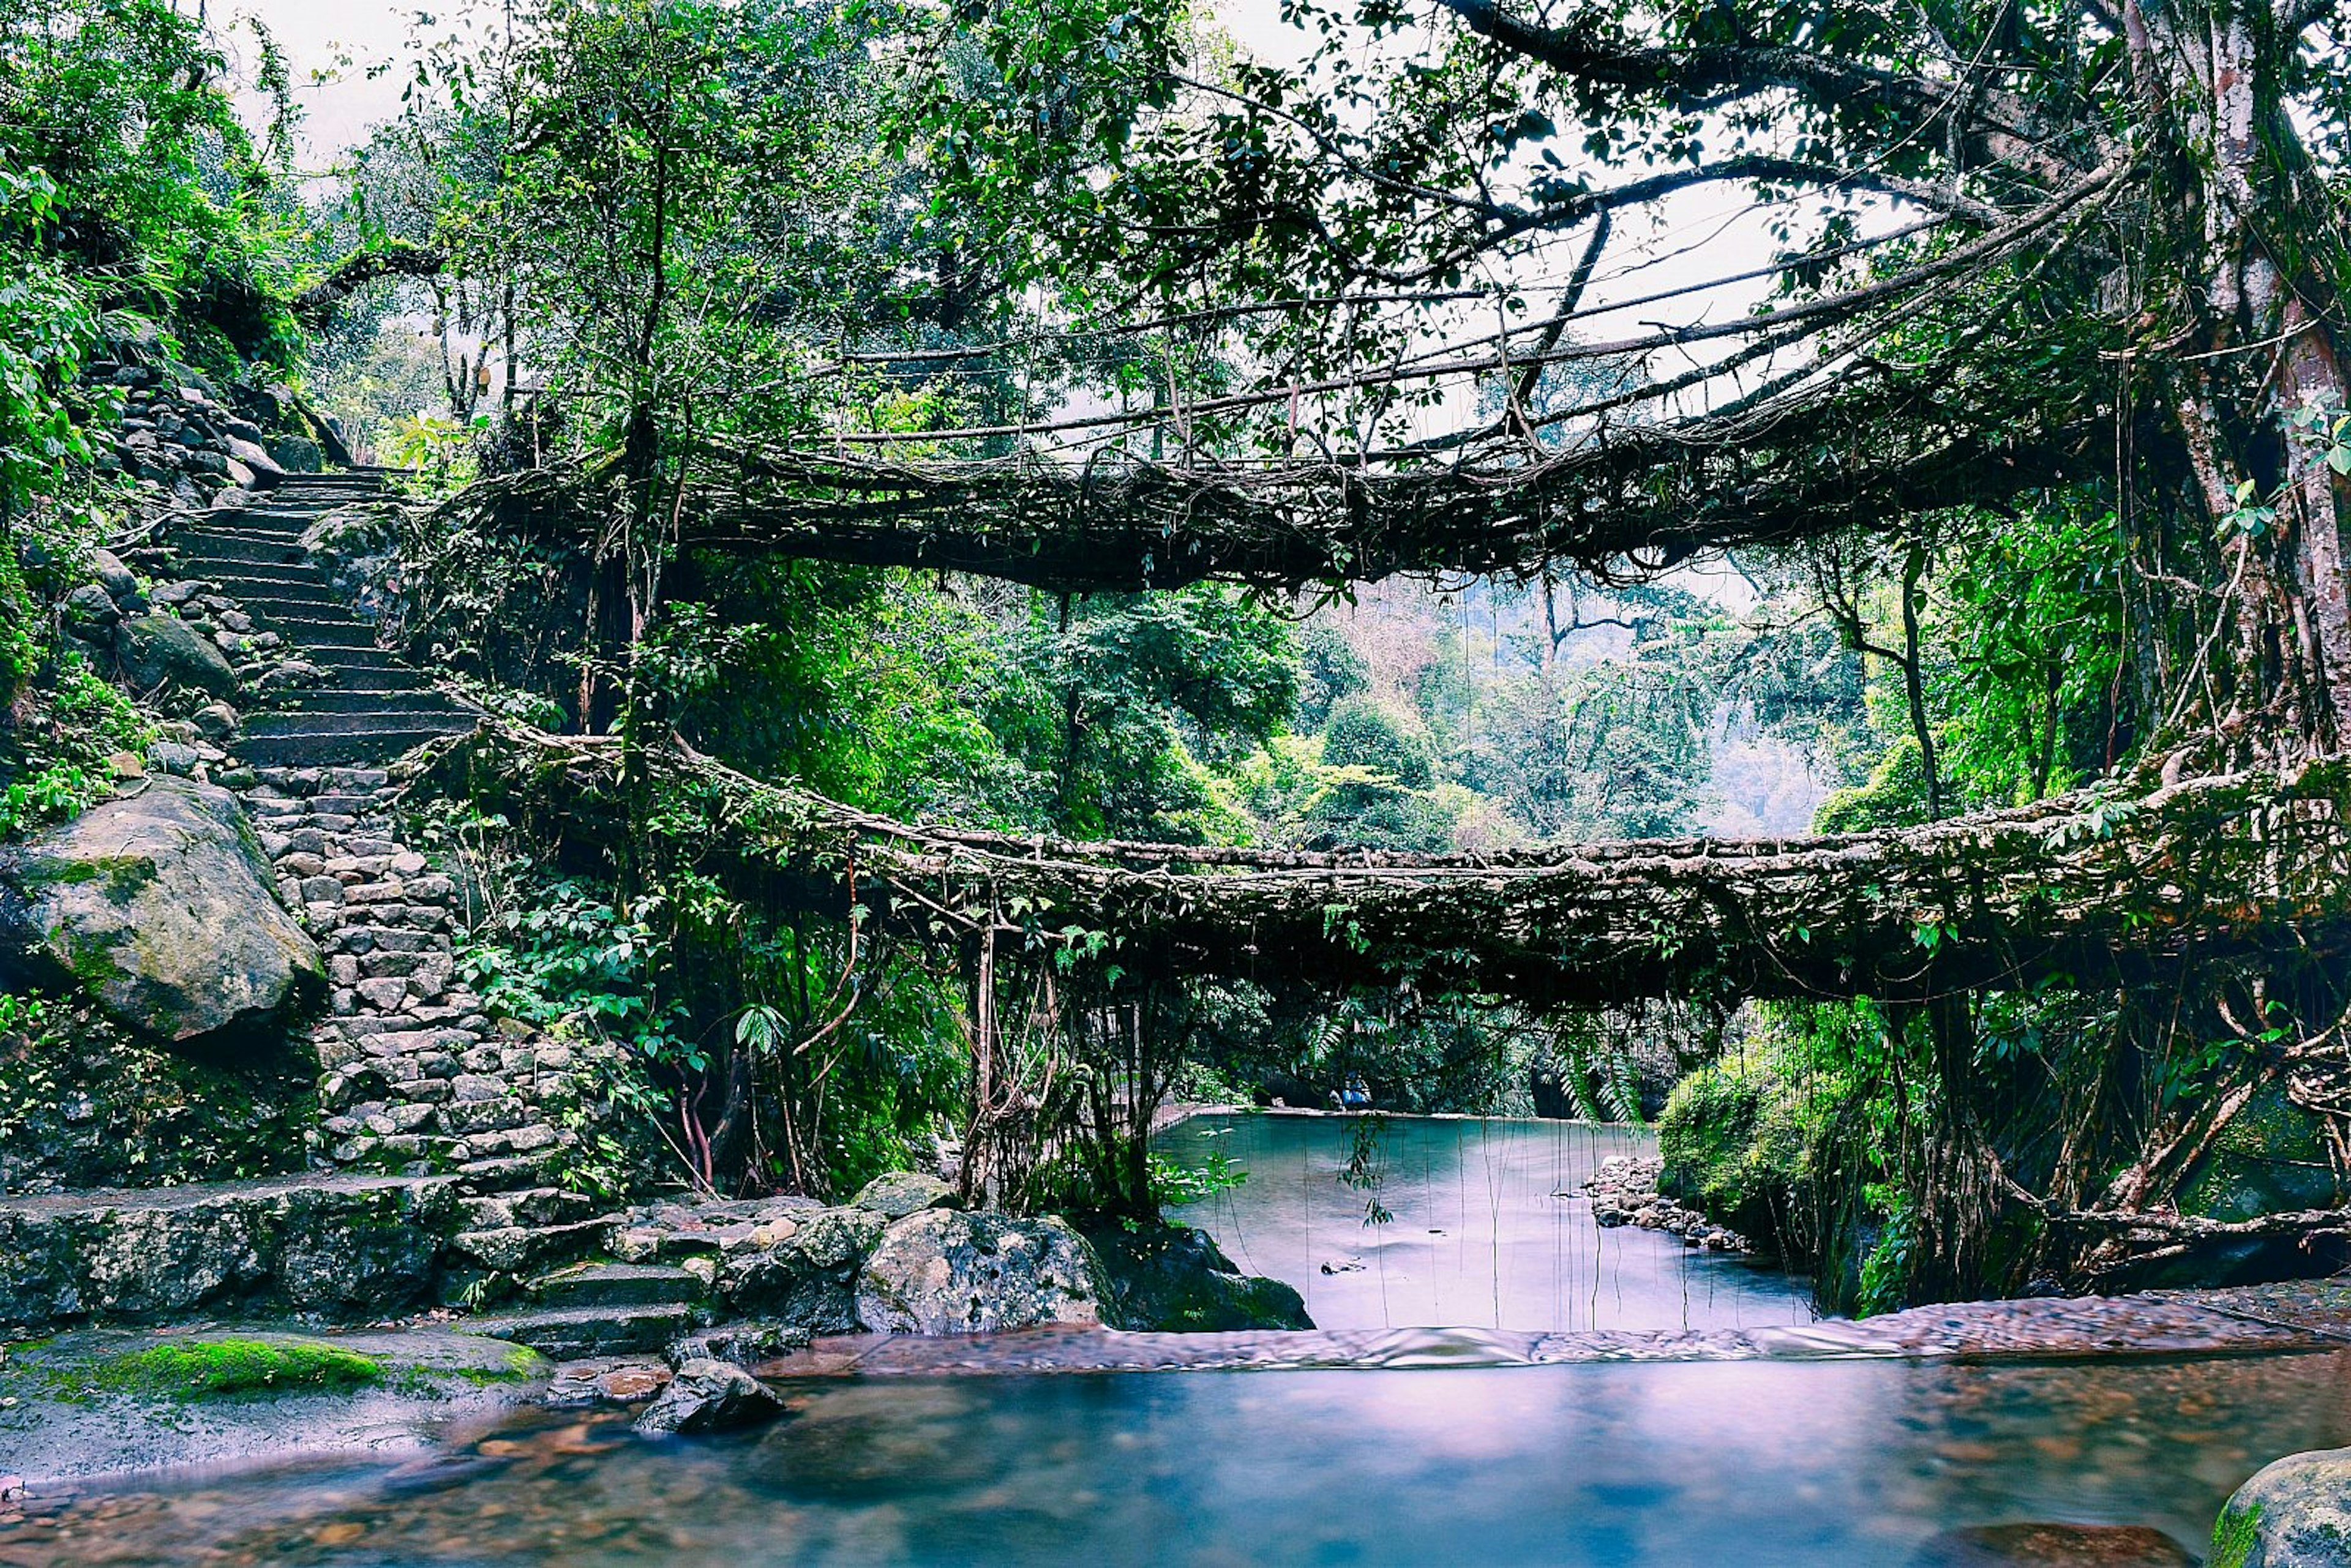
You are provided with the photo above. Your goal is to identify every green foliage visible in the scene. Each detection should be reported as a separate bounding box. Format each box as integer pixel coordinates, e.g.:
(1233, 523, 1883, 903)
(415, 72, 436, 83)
(1814, 736, 1932, 833)
(0, 0, 309, 371)
(1657, 1034, 1833, 1245)
(1, 652, 151, 841)
(1146, 1147, 1246, 1207)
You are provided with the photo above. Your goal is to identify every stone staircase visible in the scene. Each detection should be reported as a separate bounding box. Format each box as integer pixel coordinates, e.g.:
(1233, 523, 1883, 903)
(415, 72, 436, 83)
(0, 475, 730, 1356)
(168, 470, 478, 767)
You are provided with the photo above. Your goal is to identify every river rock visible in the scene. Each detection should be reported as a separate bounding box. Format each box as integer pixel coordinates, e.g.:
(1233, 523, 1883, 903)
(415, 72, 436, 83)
(2212, 1446, 2351, 1566)
(1911, 1523, 2195, 1566)
(718, 1205, 885, 1334)
(0, 776, 323, 1044)
(114, 612, 238, 699)
(856, 1209, 1106, 1335)
(633, 1358, 786, 1435)
(850, 1170, 959, 1219)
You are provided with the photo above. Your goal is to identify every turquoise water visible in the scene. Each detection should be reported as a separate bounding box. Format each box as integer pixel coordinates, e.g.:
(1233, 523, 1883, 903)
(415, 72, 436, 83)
(1160, 1112, 1814, 1332)
(7, 1115, 2338, 1566)
(6, 1352, 2344, 1564)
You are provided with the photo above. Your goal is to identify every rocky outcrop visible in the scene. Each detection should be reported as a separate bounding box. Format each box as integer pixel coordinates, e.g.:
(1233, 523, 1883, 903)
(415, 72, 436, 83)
(0, 776, 323, 1045)
(1084, 1221, 1312, 1332)
(2212, 1446, 2351, 1567)
(0, 1174, 460, 1329)
(855, 1209, 1106, 1335)
(632, 1357, 786, 1435)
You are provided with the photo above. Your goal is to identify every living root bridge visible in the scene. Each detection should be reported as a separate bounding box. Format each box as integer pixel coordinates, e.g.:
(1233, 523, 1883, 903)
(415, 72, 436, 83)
(452, 380, 2098, 595)
(437, 724, 2351, 1008)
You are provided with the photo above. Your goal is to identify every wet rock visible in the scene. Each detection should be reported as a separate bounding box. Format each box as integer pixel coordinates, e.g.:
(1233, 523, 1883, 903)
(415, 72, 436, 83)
(0, 776, 323, 1045)
(114, 612, 238, 699)
(1911, 1524, 2195, 1566)
(632, 1358, 786, 1435)
(266, 433, 323, 473)
(851, 1170, 959, 1220)
(1084, 1220, 1311, 1332)
(222, 435, 285, 488)
(63, 582, 121, 633)
(856, 1209, 1106, 1335)
(89, 549, 138, 602)
(2211, 1446, 2351, 1566)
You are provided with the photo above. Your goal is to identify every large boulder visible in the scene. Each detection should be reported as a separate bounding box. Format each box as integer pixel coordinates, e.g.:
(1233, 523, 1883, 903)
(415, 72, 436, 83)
(2213, 1447, 2351, 1567)
(0, 777, 323, 1044)
(1084, 1220, 1312, 1332)
(114, 613, 237, 699)
(857, 1209, 1106, 1335)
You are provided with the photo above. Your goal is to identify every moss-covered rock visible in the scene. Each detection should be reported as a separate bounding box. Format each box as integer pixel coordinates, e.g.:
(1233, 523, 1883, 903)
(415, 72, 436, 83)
(1084, 1220, 1313, 1332)
(113, 612, 238, 700)
(2211, 1446, 2351, 1567)
(0, 1173, 462, 1329)
(0, 776, 322, 1045)
(2183, 1085, 2347, 1223)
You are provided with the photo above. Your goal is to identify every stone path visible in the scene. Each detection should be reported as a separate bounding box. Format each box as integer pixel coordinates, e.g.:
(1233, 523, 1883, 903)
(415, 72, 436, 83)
(166, 470, 475, 767)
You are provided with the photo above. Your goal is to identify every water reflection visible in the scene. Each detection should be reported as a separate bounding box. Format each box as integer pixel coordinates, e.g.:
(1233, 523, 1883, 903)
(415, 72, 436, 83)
(1161, 1112, 1814, 1332)
(10, 1354, 2346, 1565)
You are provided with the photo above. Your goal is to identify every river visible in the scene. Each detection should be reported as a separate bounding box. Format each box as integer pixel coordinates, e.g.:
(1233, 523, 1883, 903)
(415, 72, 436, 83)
(5, 1113, 2338, 1566)
(1157, 1111, 1812, 1333)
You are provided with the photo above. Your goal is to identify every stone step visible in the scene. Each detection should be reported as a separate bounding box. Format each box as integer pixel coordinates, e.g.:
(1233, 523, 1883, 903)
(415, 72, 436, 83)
(283, 643, 414, 672)
(173, 528, 309, 566)
(462, 1302, 697, 1360)
(460, 1187, 600, 1231)
(236, 724, 476, 768)
(452, 1217, 615, 1275)
(244, 615, 384, 650)
(186, 561, 334, 593)
(530, 1261, 709, 1310)
(247, 709, 477, 739)
(223, 582, 352, 614)
(283, 685, 454, 713)
(195, 517, 312, 542)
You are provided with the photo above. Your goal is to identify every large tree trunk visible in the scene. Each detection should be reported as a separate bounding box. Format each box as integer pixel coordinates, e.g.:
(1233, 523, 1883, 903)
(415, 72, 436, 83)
(2133, 0, 2351, 759)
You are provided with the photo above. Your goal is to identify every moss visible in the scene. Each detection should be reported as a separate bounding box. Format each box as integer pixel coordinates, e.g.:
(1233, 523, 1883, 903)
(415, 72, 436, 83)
(2183, 1084, 2344, 1222)
(87, 1338, 386, 1398)
(443, 1345, 549, 1387)
(2210, 1501, 2262, 1568)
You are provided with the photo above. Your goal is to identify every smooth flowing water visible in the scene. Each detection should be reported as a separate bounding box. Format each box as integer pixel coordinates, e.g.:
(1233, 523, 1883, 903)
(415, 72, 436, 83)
(7, 1353, 2346, 1564)
(1158, 1112, 1813, 1332)
(8, 1114, 2342, 1566)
